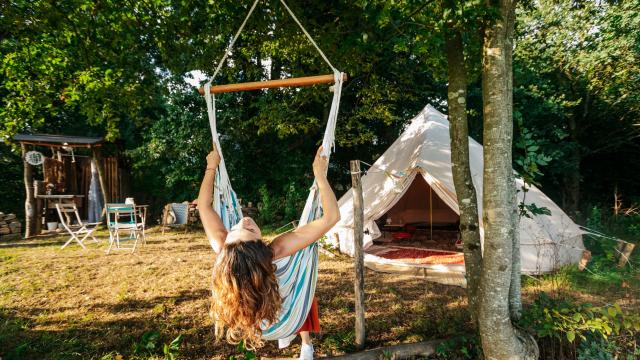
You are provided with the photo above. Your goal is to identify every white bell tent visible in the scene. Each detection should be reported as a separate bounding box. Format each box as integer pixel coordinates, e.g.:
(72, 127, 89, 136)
(326, 104, 585, 277)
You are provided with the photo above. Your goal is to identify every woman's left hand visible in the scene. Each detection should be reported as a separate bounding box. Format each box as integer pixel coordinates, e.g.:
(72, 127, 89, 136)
(206, 145, 221, 169)
(312, 146, 328, 179)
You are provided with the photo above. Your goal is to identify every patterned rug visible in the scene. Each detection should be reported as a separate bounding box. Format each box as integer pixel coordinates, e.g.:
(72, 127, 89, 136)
(376, 247, 464, 265)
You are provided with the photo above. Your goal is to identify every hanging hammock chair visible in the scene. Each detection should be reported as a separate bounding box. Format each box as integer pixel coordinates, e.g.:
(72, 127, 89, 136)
(200, 0, 346, 343)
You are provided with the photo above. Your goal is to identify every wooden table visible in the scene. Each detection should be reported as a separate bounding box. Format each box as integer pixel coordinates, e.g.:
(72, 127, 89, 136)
(36, 194, 84, 207)
(35, 195, 85, 233)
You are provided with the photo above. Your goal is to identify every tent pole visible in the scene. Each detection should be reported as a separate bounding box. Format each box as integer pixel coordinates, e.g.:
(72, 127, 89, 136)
(350, 160, 366, 349)
(197, 73, 348, 94)
(429, 185, 433, 241)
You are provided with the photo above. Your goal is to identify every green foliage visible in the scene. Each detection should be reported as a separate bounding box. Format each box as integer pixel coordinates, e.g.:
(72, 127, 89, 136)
(527, 203, 640, 325)
(283, 182, 308, 223)
(518, 194, 552, 219)
(122, 0, 450, 222)
(577, 335, 615, 360)
(256, 182, 308, 227)
(514, 115, 554, 187)
(586, 205, 640, 245)
(434, 335, 482, 360)
(127, 80, 209, 218)
(570, 207, 640, 301)
(0, 0, 165, 142)
(133, 330, 161, 355)
(322, 330, 356, 353)
(2, 333, 87, 360)
(133, 330, 183, 360)
(520, 292, 640, 358)
(257, 185, 279, 226)
(163, 335, 183, 360)
(229, 340, 255, 360)
(0, 145, 23, 217)
(1, 0, 639, 229)
(514, 0, 640, 206)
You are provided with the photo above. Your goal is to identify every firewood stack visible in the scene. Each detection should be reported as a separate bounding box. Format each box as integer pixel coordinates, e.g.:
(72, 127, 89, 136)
(0, 212, 22, 240)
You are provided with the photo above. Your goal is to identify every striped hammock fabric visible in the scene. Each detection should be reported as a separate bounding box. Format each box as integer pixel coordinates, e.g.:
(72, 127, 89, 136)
(203, 85, 243, 238)
(204, 72, 343, 341)
(262, 70, 343, 340)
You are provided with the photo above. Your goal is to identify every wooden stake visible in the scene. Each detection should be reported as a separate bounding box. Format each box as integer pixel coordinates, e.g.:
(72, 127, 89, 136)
(22, 144, 36, 238)
(350, 160, 366, 349)
(578, 250, 591, 271)
(617, 241, 636, 268)
(197, 73, 347, 94)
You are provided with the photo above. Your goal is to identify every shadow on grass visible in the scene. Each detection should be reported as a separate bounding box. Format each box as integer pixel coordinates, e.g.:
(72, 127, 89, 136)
(0, 239, 68, 249)
(0, 289, 229, 360)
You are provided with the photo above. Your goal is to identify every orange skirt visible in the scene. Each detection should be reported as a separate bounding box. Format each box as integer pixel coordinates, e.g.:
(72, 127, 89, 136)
(297, 297, 320, 333)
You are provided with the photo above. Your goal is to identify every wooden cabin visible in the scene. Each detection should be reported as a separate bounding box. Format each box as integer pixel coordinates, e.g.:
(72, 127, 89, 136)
(13, 134, 128, 238)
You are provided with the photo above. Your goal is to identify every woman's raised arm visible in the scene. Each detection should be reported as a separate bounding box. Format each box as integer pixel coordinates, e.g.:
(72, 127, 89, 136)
(197, 147, 228, 253)
(270, 147, 340, 260)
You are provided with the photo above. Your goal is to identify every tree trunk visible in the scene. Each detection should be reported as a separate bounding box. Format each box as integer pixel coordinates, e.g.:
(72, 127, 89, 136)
(563, 107, 582, 218)
(22, 144, 36, 238)
(563, 90, 588, 218)
(504, 1, 522, 322)
(563, 145, 580, 218)
(478, 0, 538, 358)
(445, 27, 482, 325)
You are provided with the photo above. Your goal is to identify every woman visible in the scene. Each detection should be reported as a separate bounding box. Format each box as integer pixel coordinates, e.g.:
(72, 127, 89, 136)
(198, 146, 339, 359)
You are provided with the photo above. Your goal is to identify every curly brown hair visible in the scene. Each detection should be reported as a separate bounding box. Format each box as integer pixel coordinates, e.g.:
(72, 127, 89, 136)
(211, 239, 282, 349)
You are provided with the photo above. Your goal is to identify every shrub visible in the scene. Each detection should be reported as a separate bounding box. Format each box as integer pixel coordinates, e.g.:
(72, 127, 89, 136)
(257, 182, 308, 229)
(577, 335, 615, 360)
(520, 292, 640, 359)
(257, 184, 281, 226)
(434, 335, 482, 360)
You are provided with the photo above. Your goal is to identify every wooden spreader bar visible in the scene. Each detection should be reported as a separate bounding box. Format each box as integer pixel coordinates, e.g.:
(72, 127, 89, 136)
(198, 73, 347, 94)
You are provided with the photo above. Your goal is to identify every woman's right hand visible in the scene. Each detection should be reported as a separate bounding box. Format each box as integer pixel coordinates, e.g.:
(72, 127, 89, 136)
(206, 145, 221, 169)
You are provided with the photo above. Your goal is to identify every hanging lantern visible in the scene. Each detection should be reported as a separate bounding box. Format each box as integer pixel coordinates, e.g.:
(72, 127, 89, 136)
(62, 144, 76, 163)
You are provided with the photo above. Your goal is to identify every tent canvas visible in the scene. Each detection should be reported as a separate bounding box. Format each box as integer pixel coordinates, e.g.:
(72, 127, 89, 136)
(327, 104, 585, 275)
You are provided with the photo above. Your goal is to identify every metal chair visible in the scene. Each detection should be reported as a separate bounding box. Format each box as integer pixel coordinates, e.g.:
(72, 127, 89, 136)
(106, 203, 144, 253)
(55, 203, 100, 249)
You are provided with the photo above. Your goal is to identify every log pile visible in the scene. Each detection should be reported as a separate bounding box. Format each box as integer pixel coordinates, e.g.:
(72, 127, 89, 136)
(0, 212, 22, 240)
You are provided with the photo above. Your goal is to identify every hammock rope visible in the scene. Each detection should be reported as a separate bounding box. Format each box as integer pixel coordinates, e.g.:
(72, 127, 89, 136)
(202, 0, 344, 344)
(206, 0, 261, 86)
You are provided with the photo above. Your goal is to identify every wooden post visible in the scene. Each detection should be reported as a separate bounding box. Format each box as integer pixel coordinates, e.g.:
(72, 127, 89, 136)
(21, 144, 36, 238)
(92, 148, 109, 222)
(578, 250, 591, 271)
(617, 241, 636, 268)
(350, 160, 366, 349)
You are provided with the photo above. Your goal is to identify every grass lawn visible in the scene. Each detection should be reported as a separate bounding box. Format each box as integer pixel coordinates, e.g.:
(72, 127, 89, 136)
(0, 228, 638, 359)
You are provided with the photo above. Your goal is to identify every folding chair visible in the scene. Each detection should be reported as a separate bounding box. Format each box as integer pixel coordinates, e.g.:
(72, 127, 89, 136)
(106, 203, 144, 254)
(55, 203, 100, 249)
